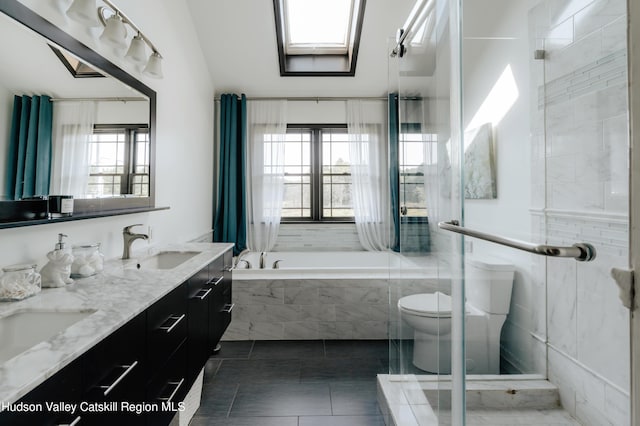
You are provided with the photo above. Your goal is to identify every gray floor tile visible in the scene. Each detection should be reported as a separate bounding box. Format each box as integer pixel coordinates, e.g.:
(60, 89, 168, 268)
(324, 340, 389, 360)
(213, 358, 302, 384)
(195, 383, 238, 417)
(299, 415, 386, 426)
(300, 358, 386, 382)
(230, 383, 332, 417)
(330, 382, 381, 415)
(202, 358, 222, 383)
(250, 339, 324, 359)
(190, 416, 298, 426)
(215, 341, 254, 359)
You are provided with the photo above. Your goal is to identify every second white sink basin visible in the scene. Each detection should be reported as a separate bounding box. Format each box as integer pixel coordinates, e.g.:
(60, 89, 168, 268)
(136, 251, 200, 270)
(0, 309, 97, 364)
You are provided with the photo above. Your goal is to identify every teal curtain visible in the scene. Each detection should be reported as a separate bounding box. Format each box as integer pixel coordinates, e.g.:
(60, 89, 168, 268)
(213, 94, 247, 256)
(388, 93, 400, 252)
(6, 95, 53, 200)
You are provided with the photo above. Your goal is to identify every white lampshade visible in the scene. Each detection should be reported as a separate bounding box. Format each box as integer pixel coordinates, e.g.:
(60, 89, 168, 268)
(99, 14, 128, 50)
(143, 52, 163, 79)
(66, 0, 100, 27)
(125, 34, 148, 66)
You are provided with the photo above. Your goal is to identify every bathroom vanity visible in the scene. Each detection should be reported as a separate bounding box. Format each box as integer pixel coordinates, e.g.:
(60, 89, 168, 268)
(0, 242, 233, 425)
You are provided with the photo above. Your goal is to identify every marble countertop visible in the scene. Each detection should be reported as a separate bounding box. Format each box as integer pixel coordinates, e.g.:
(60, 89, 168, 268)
(0, 242, 234, 406)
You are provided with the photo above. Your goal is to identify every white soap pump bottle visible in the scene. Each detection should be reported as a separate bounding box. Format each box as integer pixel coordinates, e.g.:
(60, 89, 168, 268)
(40, 233, 75, 288)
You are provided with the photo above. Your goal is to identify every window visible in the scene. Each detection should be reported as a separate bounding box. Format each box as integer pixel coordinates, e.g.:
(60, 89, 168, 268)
(282, 126, 353, 221)
(399, 128, 437, 217)
(88, 125, 149, 197)
(273, 0, 366, 76)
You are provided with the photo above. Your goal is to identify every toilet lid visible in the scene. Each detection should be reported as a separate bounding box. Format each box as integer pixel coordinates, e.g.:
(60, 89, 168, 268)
(398, 292, 452, 317)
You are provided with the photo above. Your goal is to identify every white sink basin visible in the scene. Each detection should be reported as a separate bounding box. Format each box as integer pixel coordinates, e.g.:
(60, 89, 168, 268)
(0, 309, 97, 364)
(135, 251, 200, 270)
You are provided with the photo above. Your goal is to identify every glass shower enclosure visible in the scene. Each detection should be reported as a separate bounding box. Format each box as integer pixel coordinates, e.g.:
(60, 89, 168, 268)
(385, 0, 631, 424)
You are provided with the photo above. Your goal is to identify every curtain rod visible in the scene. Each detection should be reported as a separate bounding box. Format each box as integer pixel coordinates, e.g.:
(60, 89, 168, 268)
(213, 96, 422, 102)
(49, 97, 147, 102)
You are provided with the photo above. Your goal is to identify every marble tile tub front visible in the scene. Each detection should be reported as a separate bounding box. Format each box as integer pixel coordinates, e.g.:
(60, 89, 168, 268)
(223, 278, 445, 340)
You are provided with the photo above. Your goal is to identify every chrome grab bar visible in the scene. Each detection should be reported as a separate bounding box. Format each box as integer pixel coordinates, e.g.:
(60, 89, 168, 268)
(438, 220, 596, 262)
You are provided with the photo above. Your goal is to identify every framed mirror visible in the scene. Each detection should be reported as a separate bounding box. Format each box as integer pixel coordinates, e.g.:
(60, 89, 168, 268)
(0, 1, 158, 227)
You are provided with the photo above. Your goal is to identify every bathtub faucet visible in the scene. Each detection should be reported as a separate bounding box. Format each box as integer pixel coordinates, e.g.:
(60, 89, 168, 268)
(259, 252, 266, 269)
(234, 249, 251, 269)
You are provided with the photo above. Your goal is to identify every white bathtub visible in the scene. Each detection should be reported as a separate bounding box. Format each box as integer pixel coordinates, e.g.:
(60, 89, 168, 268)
(232, 251, 437, 279)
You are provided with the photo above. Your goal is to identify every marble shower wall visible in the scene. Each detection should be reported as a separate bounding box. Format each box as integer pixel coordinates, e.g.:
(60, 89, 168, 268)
(530, 0, 630, 424)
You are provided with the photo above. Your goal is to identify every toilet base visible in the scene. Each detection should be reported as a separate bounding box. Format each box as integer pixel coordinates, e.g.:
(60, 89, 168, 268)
(413, 330, 451, 373)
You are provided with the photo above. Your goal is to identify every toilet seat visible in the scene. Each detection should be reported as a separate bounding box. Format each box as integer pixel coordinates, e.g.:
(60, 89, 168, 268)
(398, 292, 452, 318)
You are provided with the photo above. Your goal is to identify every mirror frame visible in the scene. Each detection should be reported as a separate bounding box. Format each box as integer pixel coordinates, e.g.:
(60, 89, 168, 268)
(0, 0, 159, 226)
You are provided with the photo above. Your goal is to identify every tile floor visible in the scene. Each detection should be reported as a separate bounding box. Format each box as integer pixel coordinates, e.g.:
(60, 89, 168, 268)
(190, 340, 388, 426)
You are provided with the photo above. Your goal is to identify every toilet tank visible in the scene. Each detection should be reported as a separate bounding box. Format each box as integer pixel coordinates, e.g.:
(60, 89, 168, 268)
(465, 256, 515, 314)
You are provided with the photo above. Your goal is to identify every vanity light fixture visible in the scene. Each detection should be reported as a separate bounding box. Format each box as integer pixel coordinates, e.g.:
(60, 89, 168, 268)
(65, 0, 164, 78)
(66, 0, 101, 27)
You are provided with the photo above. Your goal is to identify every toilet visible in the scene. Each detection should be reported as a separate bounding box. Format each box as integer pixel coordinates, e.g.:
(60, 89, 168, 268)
(397, 256, 515, 374)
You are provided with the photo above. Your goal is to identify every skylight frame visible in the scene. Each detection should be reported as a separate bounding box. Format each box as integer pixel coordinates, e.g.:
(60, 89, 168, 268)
(283, 0, 355, 56)
(273, 0, 366, 76)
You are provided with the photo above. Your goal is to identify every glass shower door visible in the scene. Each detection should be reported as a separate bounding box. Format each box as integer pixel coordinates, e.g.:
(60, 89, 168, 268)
(386, 0, 465, 423)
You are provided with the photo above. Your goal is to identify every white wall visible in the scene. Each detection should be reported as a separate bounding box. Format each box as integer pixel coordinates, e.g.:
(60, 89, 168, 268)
(95, 100, 148, 124)
(0, 1, 214, 268)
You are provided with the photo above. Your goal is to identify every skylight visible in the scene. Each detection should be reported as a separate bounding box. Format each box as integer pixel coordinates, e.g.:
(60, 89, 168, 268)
(273, 0, 366, 76)
(285, 0, 353, 54)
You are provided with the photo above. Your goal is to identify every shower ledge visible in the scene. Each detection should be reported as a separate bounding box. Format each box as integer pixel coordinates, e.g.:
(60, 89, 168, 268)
(377, 374, 582, 425)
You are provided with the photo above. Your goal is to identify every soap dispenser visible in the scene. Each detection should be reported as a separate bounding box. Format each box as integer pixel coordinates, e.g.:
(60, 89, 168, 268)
(40, 233, 75, 288)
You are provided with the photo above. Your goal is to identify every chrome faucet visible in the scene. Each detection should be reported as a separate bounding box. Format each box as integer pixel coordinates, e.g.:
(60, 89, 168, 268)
(237, 259, 252, 269)
(272, 260, 283, 269)
(122, 224, 149, 259)
(259, 252, 266, 269)
(234, 249, 251, 268)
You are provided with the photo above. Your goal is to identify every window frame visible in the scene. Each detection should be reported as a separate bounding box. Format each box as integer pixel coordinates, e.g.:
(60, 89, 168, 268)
(89, 124, 150, 198)
(282, 124, 355, 223)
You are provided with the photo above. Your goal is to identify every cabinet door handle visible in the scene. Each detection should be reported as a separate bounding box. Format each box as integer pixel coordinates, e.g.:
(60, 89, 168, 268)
(159, 314, 186, 333)
(194, 287, 212, 300)
(207, 276, 224, 286)
(100, 361, 139, 396)
(221, 303, 235, 313)
(57, 415, 82, 426)
(158, 378, 185, 403)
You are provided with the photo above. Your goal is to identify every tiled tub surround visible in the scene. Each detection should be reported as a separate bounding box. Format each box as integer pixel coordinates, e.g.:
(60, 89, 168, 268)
(224, 253, 448, 340)
(0, 242, 233, 406)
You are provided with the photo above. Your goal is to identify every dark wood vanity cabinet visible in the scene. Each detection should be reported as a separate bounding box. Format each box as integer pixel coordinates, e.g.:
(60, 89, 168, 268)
(0, 359, 82, 426)
(0, 248, 233, 426)
(208, 250, 233, 351)
(187, 264, 212, 386)
(82, 312, 147, 425)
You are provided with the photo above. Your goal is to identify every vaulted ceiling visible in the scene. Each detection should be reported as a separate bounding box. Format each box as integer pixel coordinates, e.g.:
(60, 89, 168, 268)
(186, 0, 414, 97)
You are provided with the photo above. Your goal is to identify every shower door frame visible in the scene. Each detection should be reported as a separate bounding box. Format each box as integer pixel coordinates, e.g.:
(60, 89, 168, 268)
(629, 1, 640, 424)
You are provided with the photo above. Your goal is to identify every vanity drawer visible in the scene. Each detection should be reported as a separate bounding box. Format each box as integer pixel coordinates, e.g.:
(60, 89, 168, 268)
(186, 267, 211, 386)
(0, 358, 82, 426)
(82, 312, 146, 425)
(147, 342, 187, 425)
(209, 278, 232, 348)
(147, 283, 187, 373)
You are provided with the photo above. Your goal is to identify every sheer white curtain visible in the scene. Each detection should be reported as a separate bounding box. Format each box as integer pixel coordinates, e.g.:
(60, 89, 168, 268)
(245, 100, 287, 252)
(50, 101, 96, 196)
(347, 100, 391, 251)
